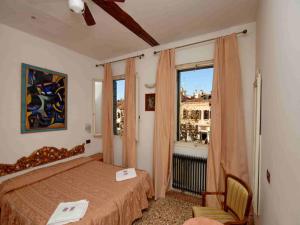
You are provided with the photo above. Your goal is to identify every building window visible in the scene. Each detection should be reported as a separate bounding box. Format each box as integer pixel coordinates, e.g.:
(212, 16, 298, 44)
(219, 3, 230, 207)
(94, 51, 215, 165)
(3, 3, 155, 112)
(177, 65, 213, 145)
(204, 110, 210, 120)
(183, 109, 188, 119)
(113, 79, 125, 135)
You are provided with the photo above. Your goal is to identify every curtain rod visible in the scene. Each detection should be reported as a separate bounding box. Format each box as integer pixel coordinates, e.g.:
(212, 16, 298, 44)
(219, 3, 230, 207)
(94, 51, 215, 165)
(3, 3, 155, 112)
(153, 29, 248, 55)
(96, 54, 145, 67)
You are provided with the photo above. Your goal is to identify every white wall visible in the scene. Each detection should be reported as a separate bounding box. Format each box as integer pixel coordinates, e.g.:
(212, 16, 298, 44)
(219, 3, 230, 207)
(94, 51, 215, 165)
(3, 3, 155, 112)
(0, 22, 256, 184)
(98, 22, 256, 179)
(256, 1, 300, 224)
(0, 24, 101, 182)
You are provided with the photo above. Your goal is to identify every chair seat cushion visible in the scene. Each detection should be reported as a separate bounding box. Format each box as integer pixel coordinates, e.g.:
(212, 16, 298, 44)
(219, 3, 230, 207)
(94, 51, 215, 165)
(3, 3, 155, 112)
(184, 217, 224, 225)
(192, 206, 236, 224)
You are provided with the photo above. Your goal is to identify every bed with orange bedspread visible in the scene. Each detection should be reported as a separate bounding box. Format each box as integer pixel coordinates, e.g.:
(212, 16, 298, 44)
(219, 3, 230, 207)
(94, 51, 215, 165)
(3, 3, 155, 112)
(0, 157, 154, 225)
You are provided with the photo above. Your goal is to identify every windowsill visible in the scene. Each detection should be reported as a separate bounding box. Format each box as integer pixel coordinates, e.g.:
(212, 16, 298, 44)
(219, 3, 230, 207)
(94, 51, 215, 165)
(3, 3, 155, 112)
(175, 141, 208, 150)
(114, 134, 122, 137)
(174, 141, 208, 158)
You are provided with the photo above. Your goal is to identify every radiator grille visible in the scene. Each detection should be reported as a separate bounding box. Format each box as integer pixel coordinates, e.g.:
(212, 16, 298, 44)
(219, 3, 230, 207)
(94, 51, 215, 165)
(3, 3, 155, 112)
(172, 153, 207, 195)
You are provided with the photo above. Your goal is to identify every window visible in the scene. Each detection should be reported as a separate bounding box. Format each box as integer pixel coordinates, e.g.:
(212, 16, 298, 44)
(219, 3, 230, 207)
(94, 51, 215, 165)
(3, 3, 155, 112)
(93, 80, 103, 136)
(177, 64, 213, 145)
(204, 110, 210, 120)
(113, 78, 125, 135)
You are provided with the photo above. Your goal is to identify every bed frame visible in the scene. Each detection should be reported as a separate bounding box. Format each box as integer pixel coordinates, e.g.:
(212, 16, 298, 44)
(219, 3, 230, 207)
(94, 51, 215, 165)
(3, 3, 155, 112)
(0, 144, 85, 177)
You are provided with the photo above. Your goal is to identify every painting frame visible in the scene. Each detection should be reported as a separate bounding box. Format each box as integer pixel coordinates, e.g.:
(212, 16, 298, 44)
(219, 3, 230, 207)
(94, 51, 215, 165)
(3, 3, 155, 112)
(145, 93, 155, 111)
(21, 63, 68, 133)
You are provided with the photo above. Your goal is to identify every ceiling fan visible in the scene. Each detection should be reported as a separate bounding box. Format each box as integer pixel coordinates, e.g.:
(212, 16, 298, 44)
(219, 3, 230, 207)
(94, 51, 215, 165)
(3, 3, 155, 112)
(68, 0, 159, 46)
(68, 0, 124, 26)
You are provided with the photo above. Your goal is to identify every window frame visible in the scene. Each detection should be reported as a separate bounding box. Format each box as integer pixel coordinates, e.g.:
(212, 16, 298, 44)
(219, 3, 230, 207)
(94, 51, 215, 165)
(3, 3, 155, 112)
(175, 60, 214, 145)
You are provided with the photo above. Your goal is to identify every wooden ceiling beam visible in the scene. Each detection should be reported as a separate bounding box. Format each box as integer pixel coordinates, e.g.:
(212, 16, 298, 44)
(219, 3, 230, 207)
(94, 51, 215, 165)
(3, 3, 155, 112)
(92, 0, 159, 47)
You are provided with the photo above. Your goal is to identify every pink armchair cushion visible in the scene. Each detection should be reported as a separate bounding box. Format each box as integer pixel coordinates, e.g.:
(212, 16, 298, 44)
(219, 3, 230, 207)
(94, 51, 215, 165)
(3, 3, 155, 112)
(184, 217, 224, 225)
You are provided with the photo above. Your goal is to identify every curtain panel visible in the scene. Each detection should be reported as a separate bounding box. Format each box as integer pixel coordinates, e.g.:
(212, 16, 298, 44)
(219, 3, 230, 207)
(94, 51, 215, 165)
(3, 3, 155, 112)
(102, 63, 114, 164)
(207, 34, 249, 206)
(153, 49, 176, 200)
(122, 58, 137, 168)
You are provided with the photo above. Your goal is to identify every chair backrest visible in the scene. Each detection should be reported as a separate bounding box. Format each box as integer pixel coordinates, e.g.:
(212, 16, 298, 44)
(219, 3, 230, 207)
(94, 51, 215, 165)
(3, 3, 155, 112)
(224, 174, 252, 221)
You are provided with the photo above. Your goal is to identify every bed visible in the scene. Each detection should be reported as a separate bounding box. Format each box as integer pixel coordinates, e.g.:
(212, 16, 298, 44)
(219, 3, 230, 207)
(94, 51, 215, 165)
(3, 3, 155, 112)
(0, 157, 154, 225)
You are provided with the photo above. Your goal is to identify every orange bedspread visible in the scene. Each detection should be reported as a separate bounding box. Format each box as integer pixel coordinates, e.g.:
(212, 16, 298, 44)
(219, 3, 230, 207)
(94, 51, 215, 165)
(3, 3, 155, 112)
(0, 157, 154, 225)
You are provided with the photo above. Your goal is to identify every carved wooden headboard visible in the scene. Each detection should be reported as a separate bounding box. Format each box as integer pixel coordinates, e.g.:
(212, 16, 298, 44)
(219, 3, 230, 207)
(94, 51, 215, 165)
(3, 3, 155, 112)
(0, 144, 85, 177)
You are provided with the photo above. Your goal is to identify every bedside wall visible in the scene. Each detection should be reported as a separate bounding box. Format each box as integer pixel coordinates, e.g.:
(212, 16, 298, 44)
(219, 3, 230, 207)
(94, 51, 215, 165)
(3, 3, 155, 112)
(0, 24, 102, 179)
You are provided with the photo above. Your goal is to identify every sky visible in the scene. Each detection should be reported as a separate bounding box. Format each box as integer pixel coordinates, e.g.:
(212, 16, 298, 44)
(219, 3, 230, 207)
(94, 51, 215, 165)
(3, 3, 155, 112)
(180, 67, 214, 96)
(116, 67, 214, 99)
(116, 79, 125, 100)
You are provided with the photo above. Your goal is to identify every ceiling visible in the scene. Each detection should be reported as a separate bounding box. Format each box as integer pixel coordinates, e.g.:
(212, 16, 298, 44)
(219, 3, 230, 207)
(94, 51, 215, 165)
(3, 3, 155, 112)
(0, 0, 258, 61)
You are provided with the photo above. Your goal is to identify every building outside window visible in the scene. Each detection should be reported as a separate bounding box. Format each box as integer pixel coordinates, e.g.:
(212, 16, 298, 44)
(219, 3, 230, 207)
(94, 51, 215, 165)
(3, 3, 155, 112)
(177, 65, 213, 145)
(113, 79, 125, 135)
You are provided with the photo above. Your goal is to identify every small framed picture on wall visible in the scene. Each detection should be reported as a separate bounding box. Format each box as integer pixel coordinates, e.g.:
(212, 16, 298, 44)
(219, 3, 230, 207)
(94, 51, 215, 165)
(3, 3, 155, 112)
(145, 93, 155, 111)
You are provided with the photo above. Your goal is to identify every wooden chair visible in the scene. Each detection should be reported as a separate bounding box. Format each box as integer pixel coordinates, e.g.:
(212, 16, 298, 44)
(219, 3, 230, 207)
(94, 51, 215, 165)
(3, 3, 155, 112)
(192, 174, 252, 225)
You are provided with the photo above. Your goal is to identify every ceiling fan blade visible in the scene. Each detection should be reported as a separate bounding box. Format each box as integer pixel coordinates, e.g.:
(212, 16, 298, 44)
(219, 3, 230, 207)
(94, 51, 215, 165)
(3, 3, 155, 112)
(83, 2, 96, 26)
(103, 0, 125, 2)
(92, 0, 159, 46)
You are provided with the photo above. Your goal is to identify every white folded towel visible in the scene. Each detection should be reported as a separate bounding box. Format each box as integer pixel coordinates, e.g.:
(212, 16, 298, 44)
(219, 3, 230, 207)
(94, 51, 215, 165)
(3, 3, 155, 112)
(116, 168, 137, 181)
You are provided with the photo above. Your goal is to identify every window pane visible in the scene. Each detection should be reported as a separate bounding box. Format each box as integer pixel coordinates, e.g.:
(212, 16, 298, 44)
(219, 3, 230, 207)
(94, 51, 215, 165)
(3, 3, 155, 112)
(113, 79, 125, 135)
(178, 67, 213, 145)
(94, 80, 102, 135)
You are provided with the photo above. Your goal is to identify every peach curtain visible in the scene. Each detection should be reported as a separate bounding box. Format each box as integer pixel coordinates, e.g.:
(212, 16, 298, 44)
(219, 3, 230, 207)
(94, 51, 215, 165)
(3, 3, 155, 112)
(153, 49, 176, 200)
(207, 34, 249, 206)
(102, 63, 114, 164)
(122, 58, 136, 168)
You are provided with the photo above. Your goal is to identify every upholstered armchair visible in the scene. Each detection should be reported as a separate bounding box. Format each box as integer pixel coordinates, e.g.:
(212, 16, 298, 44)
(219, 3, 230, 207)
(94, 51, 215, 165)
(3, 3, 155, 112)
(192, 174, 252, 225)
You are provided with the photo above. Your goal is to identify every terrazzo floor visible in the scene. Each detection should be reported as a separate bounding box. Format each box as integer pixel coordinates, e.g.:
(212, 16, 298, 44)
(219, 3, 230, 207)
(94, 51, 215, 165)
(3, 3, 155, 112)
(133, 191, 201, 225)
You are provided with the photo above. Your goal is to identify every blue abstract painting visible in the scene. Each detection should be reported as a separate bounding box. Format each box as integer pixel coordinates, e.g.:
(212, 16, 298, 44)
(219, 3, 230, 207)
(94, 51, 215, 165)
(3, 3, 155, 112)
(21, 63, 67, 133)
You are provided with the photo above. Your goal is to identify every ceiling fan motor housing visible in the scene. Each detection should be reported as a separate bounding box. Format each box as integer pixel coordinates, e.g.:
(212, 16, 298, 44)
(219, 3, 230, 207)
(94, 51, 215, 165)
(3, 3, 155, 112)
(69, 0, 84, 13)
